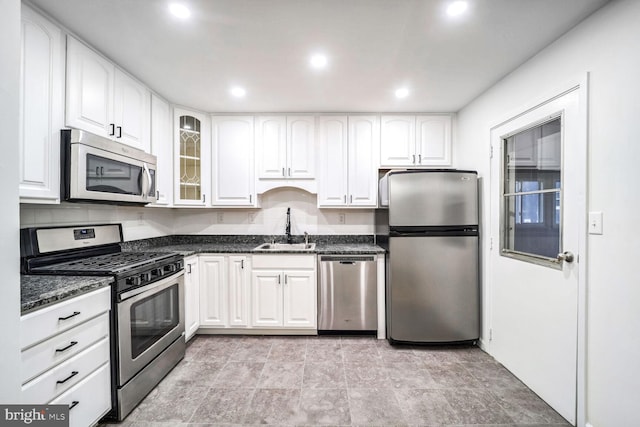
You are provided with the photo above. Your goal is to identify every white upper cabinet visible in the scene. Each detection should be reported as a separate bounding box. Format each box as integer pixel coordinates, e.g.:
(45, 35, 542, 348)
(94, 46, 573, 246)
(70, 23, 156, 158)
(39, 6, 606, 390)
(256, 115, 316, 193)
(66, 35, 150, 151)
(348, 116, 379, 206)
(150, 94, 173, 206)
(380, 115, 452, 167)
(211, 116, 257, 207)
(19, 5, 64, 204)
(318, 115, 378, 207)
(287, 116, 315, 179)
(113, 69, 150, 150)
(317, 116, 348, 206)
(174, 108, 210, 207)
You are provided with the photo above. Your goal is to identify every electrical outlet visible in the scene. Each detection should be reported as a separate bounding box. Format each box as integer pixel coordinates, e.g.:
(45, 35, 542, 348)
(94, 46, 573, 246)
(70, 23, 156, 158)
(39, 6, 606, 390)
(338, 213, 345, 224)
(217, 212, 224, 223)
(248, 212, 255, 224)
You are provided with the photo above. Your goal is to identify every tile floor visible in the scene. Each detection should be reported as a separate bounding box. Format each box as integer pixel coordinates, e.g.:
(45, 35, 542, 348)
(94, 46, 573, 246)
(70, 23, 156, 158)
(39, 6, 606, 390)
(100, 335, 570, 426)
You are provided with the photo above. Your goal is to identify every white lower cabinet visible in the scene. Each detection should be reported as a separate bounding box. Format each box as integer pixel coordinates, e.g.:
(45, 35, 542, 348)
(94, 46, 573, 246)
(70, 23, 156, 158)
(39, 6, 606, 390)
(184, 255, 200, 341)
(20, 287, 111, 426)
(251, 255, 317, 329)
(199, 254, 251, 329)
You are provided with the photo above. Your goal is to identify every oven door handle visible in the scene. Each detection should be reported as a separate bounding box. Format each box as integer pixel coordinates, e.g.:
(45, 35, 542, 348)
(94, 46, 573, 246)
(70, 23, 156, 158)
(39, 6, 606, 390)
(119, 270, 184, 301)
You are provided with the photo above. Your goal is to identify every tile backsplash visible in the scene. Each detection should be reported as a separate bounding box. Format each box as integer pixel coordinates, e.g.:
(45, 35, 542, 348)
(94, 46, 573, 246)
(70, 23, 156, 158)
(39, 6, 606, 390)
(20, 188, 375, 241)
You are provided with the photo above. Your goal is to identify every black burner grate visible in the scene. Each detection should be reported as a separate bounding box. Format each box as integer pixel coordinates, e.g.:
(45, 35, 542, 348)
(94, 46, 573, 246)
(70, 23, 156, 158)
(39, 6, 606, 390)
(32, 252, 175, 274)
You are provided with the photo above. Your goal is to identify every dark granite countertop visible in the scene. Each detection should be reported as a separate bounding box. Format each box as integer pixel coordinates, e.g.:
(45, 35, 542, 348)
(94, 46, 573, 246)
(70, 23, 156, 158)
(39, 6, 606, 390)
(21, 275, 112, 315)
(21, 235, 384, 314)
(121, 234, 386, 256)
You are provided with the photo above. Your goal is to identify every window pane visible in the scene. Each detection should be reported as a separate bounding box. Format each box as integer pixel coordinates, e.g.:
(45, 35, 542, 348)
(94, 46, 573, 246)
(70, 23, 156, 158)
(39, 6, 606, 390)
(502, 117, 562, 262)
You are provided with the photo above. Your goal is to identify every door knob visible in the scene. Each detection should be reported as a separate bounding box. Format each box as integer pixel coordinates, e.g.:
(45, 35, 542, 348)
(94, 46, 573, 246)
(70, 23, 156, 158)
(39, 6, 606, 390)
(557, 251, 575, 263)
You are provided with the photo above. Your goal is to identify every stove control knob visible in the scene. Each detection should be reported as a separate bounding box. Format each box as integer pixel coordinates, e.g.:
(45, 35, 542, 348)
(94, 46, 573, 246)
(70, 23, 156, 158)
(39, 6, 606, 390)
(163, 264, 176, 274)
(126, 276, 141, 287)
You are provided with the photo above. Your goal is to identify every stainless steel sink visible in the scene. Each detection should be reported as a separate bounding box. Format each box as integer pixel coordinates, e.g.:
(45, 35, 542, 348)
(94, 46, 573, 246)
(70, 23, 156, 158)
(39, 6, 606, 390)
(253, 242, 316, 252)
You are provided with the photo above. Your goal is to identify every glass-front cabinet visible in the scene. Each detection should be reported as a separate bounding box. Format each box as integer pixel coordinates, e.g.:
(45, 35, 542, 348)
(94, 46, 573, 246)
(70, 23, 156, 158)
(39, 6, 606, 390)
(174, 108, 210, 206)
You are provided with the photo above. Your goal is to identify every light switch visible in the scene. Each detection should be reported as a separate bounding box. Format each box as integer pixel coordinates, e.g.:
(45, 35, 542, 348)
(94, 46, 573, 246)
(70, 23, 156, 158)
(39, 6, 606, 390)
(588, 211, 603, 235)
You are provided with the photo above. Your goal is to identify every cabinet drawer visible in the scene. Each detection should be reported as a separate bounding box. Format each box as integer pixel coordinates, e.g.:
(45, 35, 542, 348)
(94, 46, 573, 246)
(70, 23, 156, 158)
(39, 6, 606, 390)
(50, 362, 111, 427)
(252, 255, 315, 269)
(21, 287, 110, 349)
(22, 337, 110, 403)
(22, 313, 110, 383)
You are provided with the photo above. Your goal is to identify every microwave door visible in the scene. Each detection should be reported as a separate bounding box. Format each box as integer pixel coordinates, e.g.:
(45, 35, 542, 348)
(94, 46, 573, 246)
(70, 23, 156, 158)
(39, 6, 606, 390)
(71, 143, 149, 204)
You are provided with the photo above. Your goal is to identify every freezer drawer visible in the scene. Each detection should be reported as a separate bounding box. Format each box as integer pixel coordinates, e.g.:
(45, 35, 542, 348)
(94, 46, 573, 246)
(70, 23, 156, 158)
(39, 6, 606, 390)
(388, 235, 479, 343)
(318, 256, 377, 331)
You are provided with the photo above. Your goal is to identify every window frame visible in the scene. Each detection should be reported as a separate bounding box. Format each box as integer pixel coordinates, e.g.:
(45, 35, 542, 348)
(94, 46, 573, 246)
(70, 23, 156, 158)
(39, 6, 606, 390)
(499, 113, 565, 269)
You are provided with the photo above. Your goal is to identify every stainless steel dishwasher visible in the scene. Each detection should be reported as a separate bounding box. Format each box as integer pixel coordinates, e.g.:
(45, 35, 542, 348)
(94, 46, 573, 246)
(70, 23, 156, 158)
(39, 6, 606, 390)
(318, 255, 377, 332)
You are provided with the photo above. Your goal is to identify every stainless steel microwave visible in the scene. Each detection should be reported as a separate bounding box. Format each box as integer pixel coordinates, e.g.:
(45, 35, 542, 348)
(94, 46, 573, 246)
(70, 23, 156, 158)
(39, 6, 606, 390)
(61, 129, 157, 205)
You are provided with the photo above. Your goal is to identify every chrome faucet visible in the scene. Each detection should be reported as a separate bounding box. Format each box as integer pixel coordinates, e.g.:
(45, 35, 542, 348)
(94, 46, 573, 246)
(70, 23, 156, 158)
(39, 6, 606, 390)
(304, 231, 309, 246)
(285, 207, 292, 244)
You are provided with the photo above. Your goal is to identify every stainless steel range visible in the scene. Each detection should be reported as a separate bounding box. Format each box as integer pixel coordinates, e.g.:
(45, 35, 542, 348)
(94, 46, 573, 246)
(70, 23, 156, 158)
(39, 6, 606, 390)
(21, 224, 185, 421)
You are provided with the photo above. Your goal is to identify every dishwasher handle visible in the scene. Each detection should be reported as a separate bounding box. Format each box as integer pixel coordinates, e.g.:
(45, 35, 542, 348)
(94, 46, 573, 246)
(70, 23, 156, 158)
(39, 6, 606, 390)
(320, 255, 376, 263)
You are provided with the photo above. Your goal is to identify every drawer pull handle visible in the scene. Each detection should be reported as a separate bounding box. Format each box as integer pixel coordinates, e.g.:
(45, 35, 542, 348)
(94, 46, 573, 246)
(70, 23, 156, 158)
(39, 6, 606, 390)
(69, 401, 79, 410)
(55, 341, 78, 353)
(56, 371, 79, 384)
(58, 311, 80, 321)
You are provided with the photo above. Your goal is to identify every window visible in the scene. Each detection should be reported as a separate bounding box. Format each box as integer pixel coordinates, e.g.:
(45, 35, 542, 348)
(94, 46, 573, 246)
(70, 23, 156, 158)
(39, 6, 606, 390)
(502, 117, 562, 264)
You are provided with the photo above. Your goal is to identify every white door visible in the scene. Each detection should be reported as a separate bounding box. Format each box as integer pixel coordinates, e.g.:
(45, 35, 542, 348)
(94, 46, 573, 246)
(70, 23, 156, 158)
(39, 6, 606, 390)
(416, 115, 452, 166)
(228, 256, 250, 327)
(256, 116, 286, 179)
(184, 256, 200, 341)
(211, 116, 255, 206)
(282, 270, 316, 328)
(489, 88, 585, 425)
(287, 116, 315, 179)
(150, 94, 173, 206)
(251, 270, 282, 327)
(113, 68, 150, 151)
(379, 115, 415, 167)
(65, 35, 113, 138)
(199, 256, 226, 327)
(348, 115, 379, 207)
(317, 116, 348, 207)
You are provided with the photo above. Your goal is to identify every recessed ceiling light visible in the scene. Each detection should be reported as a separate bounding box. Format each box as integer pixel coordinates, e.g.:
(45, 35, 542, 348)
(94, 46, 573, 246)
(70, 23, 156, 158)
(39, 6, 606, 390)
(447, 1, 468, 17)
(395, 88, 410, 99)
(169, 3, 191, 19)
(310, 54, 328, 69)
(230, 87, 246, 98)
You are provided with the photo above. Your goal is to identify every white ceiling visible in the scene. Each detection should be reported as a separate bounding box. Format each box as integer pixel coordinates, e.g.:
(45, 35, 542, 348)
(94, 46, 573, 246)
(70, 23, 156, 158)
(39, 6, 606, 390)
(28, 0, 609, 113)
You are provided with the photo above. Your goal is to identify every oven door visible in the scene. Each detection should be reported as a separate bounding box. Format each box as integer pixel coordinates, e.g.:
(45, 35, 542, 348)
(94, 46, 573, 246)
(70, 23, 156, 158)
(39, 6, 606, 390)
(117, 271, 184, 386)
(70, 141, 156, 204)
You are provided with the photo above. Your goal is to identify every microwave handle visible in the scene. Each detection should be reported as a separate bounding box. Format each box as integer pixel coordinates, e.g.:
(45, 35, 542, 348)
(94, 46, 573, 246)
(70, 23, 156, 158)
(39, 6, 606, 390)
(142, 163, 152, 198)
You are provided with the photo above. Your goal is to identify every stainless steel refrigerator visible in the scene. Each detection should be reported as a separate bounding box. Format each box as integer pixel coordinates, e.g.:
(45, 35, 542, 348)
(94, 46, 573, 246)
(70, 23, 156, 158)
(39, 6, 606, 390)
(376, 170, 479, 344)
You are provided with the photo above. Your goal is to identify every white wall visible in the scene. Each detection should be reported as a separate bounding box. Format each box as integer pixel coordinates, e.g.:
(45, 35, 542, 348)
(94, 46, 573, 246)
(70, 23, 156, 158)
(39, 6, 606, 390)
(0, 0, 22, 403)
(20, 189, 374, 239)
(456, 0, 640, 425)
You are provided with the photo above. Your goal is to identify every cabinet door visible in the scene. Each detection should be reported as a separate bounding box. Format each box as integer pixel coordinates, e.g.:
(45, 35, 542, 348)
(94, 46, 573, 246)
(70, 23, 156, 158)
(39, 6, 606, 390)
(416, 115, 452, 166)
(199, 256, 226, 327)
(317, 116, 348, 207)
(184, 256, 200, 340)
(287, 116, 315, 179)
(380, 115, 415, 167)
(228, 256, 250, 327)
(348, 115, 379, 207)
(283, 270, 316, 328)
(174, 108, 209, 206)
(211, 116, 256, 206)
(66, 36, 114, 139)
(113, 68, 150, 151)
(251, 270, 282, 327)
(150, 94, 173, 206)
(256, 116, 287, 179)
(19, 5, 63, 204)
